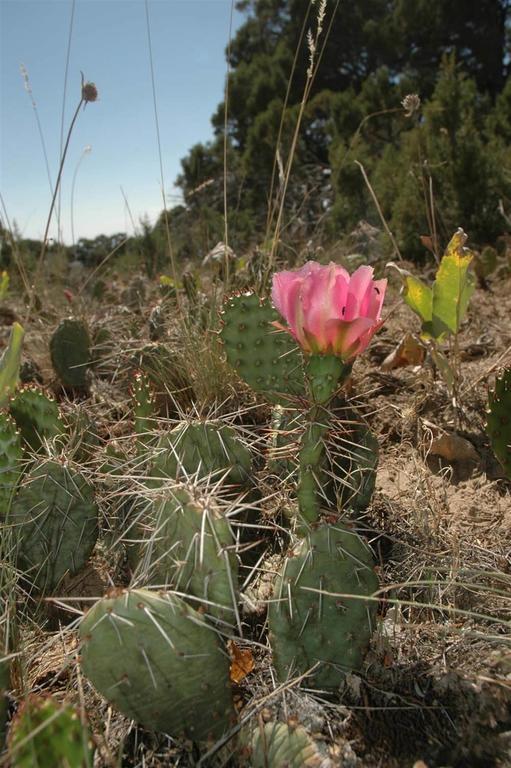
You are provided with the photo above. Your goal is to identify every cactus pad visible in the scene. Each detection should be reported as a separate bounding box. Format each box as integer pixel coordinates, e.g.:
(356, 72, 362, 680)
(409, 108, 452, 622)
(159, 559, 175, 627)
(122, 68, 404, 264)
(0, 412, 22, 519)
(132, 371, 156, 449)
(133, 485, 238, 621)
(50, 318, 91, 389)
(269, 524, 378, 689)
(79, 589, 234, 740)
(220, 293, 305, 403)
(245, 721, 325, 768)
(152, 421, 252, 487)
(7, 695, 92, 767)
(9, 388, 64, 451)
(487, 368, 511, 479)
(11, 460, 98, 593)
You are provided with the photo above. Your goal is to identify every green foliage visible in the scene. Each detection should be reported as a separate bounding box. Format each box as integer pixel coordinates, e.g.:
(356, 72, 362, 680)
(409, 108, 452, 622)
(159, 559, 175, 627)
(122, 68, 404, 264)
(7, 696, 92, 768)
(172, 5, 510, 263)
(269, 524, 378, 689)
(79, 589, 234, 741)
(0, 323, 24, 408)
(11, 461, 98, 593)
(487, 368, 511, 479)
(50, 318, 91, 389)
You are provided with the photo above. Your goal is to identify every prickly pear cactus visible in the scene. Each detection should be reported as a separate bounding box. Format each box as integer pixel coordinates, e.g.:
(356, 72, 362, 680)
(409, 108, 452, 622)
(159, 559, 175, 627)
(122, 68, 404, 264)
(148, 303, 165, 341)
(220, 293, 305, 403)
(9, 388, 64, 451)
(0, 413, 22, 519)
(487, 368, 511, 479)
(132, 486, 238, 622)
(297, 356, 351, 529)
(267, 405, 303, 479)
(7, 695, 92, 767)
(10, 461, 98, 593)
(245, 721, 327, 768)
(152, 420, 252, 487)
(50, 318, 91, 389)
(132, 371, 156, 449)
(269, 524, 378, 689)
(79, 589, 234, 740)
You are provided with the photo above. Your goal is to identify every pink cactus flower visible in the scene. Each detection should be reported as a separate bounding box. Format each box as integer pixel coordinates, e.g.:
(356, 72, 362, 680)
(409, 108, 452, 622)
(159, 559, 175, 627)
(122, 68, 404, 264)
(271, 261, 386, 360)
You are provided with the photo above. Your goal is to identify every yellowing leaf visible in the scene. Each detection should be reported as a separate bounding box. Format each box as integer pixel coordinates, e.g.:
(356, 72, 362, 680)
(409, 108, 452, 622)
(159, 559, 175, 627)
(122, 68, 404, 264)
(0, 271, 9, 301)
(404, 275, 433, 325)
(228, 640, 254, 683)
(428, 229, 475, 340)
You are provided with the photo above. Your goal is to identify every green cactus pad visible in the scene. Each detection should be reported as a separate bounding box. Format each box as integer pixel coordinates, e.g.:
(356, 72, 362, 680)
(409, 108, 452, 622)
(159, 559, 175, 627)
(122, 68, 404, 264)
(152, 421, 252, 487)
(245, 721, 324, 768)
(0, 412, 22, 519)
(220, 293, 305, 403)
(9, 388, 64, 451)
(269, 524, 378, 689)
(7, 695, 92, 768)
(487, 368, 511, 479)
(50, 318, 91, 389)
(132, 371, 157, 449)
(10, 461, 98, 593)
(132, 485, 238, 622)
(79, 589, 234, 740)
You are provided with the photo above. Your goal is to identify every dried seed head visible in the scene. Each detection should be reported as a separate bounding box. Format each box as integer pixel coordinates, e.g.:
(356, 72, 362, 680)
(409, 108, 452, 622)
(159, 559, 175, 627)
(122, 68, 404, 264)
(82, 81, 98, 103)
(401, 93, 421, 118)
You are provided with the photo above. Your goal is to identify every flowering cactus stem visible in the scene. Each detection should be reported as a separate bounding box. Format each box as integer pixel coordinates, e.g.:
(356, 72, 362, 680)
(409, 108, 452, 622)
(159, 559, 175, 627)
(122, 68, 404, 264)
(297, 355, 351, 529)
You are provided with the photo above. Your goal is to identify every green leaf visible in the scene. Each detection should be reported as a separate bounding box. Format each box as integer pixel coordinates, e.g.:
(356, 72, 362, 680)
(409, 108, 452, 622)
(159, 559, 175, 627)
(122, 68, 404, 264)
(0, 322, 24, 408)
(429, 229, 475, 340)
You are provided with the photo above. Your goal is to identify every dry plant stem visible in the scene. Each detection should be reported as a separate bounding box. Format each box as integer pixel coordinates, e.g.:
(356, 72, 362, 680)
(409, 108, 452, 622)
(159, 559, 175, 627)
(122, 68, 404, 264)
(265, 0, 340, 286)
(144, 0, 183, 317)
(264, 4, 312, 241)
(0, 193, 32, 297)
(222, 0, 235, 292)
(57, 0, 76, 243)
(355, 160, 403, 261)
(25, 96, 84, 324)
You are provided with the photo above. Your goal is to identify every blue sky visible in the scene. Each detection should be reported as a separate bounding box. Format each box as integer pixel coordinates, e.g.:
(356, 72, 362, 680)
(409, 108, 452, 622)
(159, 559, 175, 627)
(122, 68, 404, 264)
(1, 0, 243, 242)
